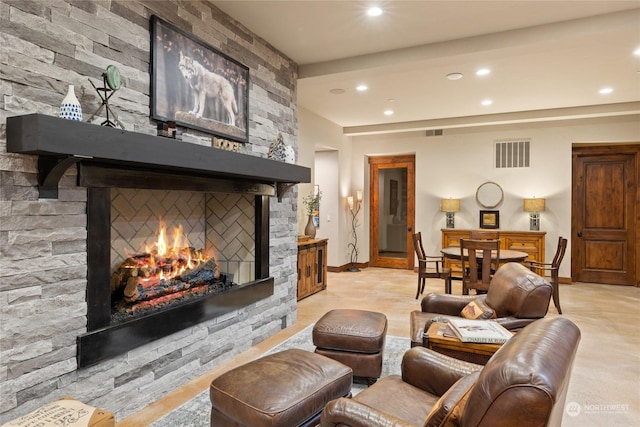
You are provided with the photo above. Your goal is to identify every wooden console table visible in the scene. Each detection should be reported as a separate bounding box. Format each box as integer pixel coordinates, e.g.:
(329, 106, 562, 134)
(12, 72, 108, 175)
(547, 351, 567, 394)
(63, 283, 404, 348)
(297, 238, 328, 300)
(441, 229, 545, 278)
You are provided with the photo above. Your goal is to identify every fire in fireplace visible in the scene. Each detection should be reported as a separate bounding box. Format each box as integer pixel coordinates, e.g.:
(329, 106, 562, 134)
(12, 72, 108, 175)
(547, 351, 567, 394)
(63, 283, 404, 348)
(110, 221, 236, 323)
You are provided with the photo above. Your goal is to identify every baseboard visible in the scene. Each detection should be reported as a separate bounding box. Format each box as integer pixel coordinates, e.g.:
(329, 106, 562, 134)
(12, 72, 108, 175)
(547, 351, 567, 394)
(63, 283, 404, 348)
(328, 262, 369, 273)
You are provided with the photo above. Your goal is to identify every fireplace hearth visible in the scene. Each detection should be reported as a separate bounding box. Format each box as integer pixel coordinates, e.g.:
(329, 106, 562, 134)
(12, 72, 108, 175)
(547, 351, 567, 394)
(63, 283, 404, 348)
(6, 114, 311, 368)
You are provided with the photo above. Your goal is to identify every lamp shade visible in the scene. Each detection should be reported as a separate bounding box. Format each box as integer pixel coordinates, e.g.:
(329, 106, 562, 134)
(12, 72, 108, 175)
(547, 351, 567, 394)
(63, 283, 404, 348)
(441, 198, 460, 212)
(524, 198, 546, 212)
(347, 196, 354, 210)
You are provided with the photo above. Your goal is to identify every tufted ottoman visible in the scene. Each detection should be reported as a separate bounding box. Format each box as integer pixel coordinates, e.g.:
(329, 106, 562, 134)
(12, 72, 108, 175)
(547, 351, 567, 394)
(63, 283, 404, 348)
(210, 348, 352, 427)
(313, 309, 387, 384)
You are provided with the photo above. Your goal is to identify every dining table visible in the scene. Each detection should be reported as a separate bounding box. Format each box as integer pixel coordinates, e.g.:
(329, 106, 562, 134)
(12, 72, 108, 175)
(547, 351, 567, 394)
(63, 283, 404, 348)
(440, 247, 529, 263)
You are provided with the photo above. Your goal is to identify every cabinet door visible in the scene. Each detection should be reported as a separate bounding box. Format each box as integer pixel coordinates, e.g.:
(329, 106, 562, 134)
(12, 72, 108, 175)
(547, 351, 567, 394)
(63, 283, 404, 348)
(306, 245, 318, 292)
(441, 230, 467, 277)
(311, 242, 327, 293)
(504, 235, 542, 262)
(297, 247, 310, 300)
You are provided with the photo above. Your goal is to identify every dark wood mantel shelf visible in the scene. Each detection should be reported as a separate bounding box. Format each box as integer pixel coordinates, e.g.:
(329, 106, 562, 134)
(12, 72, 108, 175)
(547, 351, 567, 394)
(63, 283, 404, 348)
(6, 114, 310, 198)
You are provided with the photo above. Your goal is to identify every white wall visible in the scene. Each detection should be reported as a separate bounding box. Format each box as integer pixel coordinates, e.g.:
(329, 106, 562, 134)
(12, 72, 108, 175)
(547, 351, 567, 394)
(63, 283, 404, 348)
(298, 107, 352, 267)
(300, 113, 639, 278)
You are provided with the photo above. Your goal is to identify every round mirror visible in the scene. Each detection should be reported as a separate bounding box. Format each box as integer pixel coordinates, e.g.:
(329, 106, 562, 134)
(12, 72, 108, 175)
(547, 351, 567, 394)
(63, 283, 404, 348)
(476, 181, 504, 208)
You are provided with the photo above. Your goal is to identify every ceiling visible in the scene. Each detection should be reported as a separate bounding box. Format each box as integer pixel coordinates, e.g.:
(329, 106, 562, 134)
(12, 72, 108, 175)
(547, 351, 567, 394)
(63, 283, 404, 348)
(212, 1, 640, 136)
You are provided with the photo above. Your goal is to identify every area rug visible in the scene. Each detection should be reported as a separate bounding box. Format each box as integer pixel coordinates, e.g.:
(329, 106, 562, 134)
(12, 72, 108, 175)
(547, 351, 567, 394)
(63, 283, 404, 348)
(150, 325, 410, 426)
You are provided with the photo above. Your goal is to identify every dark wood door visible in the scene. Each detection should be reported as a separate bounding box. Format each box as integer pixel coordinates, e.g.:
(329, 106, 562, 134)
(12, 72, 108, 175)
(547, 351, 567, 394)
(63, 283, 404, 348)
(369, 155, 415, 269)
(571, 144, 639, 285)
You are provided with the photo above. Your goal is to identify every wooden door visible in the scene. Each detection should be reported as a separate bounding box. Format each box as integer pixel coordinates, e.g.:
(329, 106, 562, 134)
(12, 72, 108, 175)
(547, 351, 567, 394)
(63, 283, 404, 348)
(571, 144, 639, 285)
(369, 155, 415, 269)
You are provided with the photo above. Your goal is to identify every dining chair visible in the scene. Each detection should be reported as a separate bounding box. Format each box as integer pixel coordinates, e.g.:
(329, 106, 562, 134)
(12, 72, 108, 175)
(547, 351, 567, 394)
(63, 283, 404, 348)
(529, 236, 568, 314)
(460, 238, 500, 295)
(469, 229, 500, 240)
(412, 232, 452, 298)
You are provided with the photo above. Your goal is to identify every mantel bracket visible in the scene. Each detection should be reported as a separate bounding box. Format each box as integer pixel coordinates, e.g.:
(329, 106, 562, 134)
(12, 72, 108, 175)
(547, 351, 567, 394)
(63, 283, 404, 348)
(276, 182, 296, 202)
(38, 156, 83, 199)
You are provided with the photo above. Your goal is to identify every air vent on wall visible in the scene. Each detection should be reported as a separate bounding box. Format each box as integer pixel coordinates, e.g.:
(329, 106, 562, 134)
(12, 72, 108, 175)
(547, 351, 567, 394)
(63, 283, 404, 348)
(495, 140, 530, 168)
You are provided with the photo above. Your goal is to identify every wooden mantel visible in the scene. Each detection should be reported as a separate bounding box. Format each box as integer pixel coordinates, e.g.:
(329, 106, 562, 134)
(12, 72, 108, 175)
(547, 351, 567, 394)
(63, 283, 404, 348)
(6, 114, 310, 198)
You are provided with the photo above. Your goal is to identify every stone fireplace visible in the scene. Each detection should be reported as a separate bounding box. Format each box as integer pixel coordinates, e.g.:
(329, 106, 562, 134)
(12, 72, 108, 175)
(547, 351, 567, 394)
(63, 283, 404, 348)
(6, 114, 310, 367)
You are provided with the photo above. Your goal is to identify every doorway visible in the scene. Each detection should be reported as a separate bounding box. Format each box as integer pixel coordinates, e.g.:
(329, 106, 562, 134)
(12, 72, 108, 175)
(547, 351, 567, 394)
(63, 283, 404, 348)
(369, 155, 415, 269)
(571, 144, 639, 286)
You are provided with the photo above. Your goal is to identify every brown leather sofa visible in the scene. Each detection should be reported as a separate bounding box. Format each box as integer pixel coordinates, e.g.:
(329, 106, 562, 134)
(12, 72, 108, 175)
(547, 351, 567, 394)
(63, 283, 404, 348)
(410, 262, 552, 348)
(321, 316, 581, 427)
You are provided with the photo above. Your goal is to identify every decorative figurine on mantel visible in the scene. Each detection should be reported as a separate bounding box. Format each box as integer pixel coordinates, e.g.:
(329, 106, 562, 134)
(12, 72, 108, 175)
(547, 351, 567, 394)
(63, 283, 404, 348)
(59, 84, 83, 121)
(268, 132, 295, 164)
(86, 64, 125, 129)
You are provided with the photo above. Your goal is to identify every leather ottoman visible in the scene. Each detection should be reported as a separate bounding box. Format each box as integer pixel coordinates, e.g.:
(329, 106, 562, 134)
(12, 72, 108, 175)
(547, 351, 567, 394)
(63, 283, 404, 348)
(313, 309, 387, 383)
(209, 348, 352, 427)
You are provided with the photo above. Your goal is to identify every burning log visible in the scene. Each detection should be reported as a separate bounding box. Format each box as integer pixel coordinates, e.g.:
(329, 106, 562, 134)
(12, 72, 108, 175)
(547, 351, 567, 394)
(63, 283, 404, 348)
(110, 221, 237, 321)
(111, 248, 227, 303)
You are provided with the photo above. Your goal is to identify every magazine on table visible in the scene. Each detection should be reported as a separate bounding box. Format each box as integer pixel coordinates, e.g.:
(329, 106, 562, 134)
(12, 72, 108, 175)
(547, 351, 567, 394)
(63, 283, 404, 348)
(447, 318, 513, 344)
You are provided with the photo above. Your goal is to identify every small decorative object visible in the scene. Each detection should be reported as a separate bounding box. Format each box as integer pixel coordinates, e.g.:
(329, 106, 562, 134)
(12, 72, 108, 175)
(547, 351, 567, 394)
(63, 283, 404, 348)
(269, 132, 295, 163)
(87, 64, 125, 129)
(523, 197, 546, 230)
(213, 137, 242, 152)
(59, 84, 83, 121)
(157, 122, 170, 137)
(302, 189, 322, 238)
(441, 198, 461, 228)
(283, 144, 296, 164)
(346, 190, 363, 272)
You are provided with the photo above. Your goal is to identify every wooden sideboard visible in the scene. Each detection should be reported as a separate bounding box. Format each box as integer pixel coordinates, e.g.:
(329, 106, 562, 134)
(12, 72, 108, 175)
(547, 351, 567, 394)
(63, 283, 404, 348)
(297, 238, 328, 300)
(441, 229, 545, 278)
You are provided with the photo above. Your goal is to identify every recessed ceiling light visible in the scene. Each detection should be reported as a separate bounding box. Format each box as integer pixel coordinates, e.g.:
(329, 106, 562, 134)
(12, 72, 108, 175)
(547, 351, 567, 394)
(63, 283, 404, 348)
(634, 48, 640, 56)
(356, 84, 368, 92)
(599, 87, 613, 95)
(383, 109, 394, 116)
(329, 88, 345, 95)
(481, 99, 493, 106)
(476, 68, 491, 76)
(447, 73, 463, 80)
(367, 7, 383, 17)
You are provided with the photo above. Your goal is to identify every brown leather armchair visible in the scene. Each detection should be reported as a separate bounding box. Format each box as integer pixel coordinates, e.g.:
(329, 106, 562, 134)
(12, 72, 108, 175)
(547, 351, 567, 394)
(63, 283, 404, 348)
(410, 262, 552, 348)
(321, 316, 581, 427)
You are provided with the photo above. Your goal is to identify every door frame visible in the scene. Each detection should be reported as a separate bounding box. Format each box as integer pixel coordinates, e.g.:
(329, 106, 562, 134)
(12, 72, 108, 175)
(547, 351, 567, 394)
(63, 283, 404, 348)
(368, 154, 415, 269)
(571, 143, 639, 286)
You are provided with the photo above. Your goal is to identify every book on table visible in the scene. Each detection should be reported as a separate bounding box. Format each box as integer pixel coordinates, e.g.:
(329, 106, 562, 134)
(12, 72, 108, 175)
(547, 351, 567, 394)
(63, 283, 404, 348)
(447, 318, 513, 344)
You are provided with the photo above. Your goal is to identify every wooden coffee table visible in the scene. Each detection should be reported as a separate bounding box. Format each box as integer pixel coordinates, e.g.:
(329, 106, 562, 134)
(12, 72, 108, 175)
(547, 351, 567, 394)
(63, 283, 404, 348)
(425, 322, 505, 365)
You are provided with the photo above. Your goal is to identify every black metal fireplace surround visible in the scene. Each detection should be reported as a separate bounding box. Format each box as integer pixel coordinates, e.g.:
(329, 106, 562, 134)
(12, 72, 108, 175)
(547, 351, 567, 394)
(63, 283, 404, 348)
(7, 114, 310, 367)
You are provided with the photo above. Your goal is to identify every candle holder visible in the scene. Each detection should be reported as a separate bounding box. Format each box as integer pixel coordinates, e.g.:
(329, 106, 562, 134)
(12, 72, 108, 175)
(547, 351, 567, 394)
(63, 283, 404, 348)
(346, 190, 363, 272)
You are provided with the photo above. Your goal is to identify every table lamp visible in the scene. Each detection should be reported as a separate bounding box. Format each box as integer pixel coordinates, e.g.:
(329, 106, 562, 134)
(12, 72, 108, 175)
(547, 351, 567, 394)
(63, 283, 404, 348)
(441, 198, 460, 228)
(524, 198, 545, 230)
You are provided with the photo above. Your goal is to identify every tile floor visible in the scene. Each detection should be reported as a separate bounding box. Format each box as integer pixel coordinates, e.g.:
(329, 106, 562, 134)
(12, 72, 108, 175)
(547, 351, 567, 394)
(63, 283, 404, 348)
(118, 267, 640, 426)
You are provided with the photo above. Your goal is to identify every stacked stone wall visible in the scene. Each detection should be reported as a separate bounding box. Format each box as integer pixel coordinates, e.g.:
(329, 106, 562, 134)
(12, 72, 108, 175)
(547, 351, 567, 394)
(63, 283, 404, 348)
(0, 0, 299, 422)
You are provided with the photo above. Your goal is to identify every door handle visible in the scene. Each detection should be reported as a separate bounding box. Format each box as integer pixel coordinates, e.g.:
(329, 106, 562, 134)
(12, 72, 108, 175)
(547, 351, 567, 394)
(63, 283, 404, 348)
(577, 231, 583, 237)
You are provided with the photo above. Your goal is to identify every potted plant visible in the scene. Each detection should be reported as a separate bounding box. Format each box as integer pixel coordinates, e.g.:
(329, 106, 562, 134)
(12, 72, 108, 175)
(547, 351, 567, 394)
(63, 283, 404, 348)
(302, 191, 322, 238)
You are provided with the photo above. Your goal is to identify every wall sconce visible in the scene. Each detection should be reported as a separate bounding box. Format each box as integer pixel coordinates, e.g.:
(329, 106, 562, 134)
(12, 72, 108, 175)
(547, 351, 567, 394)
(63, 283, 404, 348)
(440, 198, 460, 228)
(346, 190, 363, 272)
(523, 198, 546, 230)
